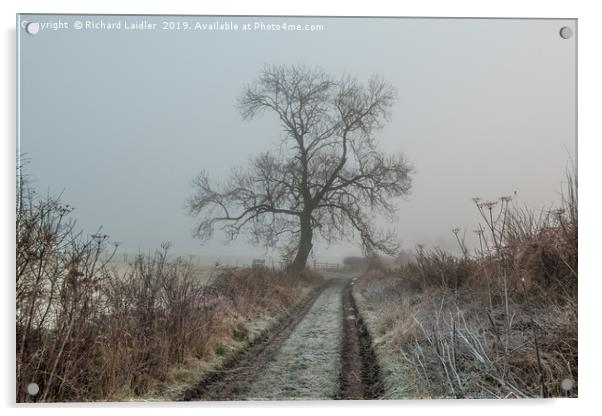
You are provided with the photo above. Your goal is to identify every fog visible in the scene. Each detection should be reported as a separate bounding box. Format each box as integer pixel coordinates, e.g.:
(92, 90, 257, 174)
(18, 16, 576, 264)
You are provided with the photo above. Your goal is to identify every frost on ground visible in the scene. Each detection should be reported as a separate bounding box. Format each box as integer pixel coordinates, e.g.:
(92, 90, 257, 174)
(354, 272, 578, 399)
(239, 280, 344, 400)
(353, 280, 424, 399)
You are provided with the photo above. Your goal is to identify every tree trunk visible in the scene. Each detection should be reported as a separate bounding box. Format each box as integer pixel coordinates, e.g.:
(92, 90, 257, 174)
(289, 214, 313, 273)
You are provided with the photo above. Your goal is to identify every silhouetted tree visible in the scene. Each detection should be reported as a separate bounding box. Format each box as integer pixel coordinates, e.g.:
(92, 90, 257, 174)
(187, 65, 413, 272)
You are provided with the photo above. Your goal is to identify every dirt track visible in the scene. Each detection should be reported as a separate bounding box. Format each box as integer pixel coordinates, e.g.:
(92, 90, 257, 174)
(338, 281, 384, 399)
(180, 274, 382, 401)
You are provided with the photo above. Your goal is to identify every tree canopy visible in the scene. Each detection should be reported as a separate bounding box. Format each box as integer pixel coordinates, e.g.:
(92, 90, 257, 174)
(187, 65, 413, 271)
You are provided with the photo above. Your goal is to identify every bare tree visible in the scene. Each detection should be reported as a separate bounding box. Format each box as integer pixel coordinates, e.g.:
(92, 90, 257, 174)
(187, 65, 413, 272)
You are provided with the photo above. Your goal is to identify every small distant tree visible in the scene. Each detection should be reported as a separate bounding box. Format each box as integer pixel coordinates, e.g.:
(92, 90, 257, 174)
(187, 65, 413, 272)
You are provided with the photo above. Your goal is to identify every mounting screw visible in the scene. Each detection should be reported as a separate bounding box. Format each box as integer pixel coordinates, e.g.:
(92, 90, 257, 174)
(26, 382, 40, 396)
(559, 26, 573, 39)
(25, 22, 40, 35)
(560, 378, 574, 392)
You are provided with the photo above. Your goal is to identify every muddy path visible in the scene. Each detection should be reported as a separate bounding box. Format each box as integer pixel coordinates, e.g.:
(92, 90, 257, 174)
(338, 280, 384, 399)
(180, 274, 382, 401)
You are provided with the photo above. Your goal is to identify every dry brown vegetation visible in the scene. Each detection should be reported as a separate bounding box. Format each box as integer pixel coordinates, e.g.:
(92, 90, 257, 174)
(355, 173, 577, 399)
(16, 178, 322, 402)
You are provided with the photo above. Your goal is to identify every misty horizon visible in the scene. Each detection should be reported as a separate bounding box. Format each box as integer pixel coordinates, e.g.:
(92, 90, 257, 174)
(18, 15, 576, 264)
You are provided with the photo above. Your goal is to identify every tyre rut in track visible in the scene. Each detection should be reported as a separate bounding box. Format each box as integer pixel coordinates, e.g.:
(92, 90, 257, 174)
(338, 280, 384, 399)
(180, 276, 383, 401)
(179, 283, 327, 401)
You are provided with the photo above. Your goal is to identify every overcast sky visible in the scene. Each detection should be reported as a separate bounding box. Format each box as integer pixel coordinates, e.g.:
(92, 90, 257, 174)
(18, 15, 576, 264)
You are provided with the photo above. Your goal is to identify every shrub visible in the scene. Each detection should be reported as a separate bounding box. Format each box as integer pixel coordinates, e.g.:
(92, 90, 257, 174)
(357, 169, 577, 398)
(16, 178, 321, 402)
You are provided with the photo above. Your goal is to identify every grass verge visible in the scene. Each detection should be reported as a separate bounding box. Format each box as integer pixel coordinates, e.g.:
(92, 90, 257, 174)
(354, 175, 577, 399)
